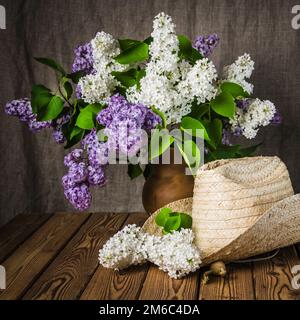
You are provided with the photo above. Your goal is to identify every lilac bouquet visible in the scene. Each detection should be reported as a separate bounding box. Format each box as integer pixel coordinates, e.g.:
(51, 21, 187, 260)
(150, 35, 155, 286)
(5, 13, 280, 211)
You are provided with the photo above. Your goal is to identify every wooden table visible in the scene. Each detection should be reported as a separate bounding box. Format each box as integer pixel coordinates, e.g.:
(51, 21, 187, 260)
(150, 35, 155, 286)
(0, 212, 300, 300)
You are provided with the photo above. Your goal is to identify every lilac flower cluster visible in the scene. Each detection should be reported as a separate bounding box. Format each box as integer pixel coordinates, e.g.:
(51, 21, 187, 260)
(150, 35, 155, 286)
(72, 42, 94, 75)
(5, 98, 52, 132)
(222, 129, 231, 146)
(236, 98, 251, 111)
(193, 34, 220, 58)
(62, 148, 106, 211)
(271, 111, 282, 125)
(52, 114, 71, 144)
(96, 94, 161, 156)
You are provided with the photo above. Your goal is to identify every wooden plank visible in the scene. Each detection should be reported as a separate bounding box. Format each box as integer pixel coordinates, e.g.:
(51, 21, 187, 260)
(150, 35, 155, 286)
(23, 213, 128, 300)
(0, 214, 51, 263)
(253, 246, 300, 300)
(80, 212, 149, 300)
(139, 267, 200, 300)
(199, 263, 255, 300)
(0, 212, 90, 300)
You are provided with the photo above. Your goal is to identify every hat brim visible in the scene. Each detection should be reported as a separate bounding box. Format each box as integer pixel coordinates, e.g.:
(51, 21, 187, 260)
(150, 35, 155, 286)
(142, 194, 300, 266)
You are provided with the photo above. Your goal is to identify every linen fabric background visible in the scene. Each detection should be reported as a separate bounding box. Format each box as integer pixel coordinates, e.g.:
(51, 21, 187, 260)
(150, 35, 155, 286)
(0, 0, 299, 226)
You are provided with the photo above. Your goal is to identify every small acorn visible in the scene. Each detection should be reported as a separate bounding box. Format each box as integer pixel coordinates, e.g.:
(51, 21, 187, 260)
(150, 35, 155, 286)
(202, 261, 227, 284)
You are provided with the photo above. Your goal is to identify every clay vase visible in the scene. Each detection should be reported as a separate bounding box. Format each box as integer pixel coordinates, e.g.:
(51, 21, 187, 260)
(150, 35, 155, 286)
(142, 149, 194, 215)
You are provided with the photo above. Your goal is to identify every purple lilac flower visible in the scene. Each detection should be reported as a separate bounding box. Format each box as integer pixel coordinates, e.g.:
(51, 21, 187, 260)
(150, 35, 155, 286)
(76, 85, 82, 99)
(222, 129, 231, 146)
(51, 113, 70, 144)
(69, 162, 88, 183)
(82, 129, 110, 166)
(193, 34, 220, 58)
(64, 183, 92, 211)
(233, 127, 243, 137)
(5, 98, 51, 132)
(87, 165, 106, 186)
(236, 99, 251, 111)
(143, 110, 162, 132)
(62, 147, 107, 210)
(72, 42, 94, 75)
(53, 130, 66, 144)
(96, 94, 161, 156)
(64, 149, 84, 167)
(271, 111, 282, 125)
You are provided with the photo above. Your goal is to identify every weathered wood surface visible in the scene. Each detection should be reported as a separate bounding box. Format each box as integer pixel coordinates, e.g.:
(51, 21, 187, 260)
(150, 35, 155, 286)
(0, 213, 299, 300)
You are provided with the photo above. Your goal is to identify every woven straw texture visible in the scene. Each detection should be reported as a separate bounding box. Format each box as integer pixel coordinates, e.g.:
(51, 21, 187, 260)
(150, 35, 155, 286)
(192, 156, 295, 261)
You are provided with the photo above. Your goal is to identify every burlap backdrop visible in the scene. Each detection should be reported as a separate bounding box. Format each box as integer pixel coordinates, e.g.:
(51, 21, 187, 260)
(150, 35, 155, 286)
(0, 0, 299, 225)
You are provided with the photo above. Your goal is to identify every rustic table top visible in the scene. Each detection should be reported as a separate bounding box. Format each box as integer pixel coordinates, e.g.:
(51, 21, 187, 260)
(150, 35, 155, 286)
(0, 212, 300, 300)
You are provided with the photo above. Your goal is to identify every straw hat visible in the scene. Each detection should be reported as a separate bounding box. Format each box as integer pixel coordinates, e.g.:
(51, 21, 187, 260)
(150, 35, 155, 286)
(143, 156, 300, 265)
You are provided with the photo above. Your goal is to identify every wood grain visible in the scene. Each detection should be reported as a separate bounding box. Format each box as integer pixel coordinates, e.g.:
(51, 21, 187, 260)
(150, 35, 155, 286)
(0, 214, 51, 262)
(253, 246, 300, 300)
(0, 213, 90, 300)
(199, 263, 255, 300)
(23, 213, 128, 300)
(139, 267, 200, 300)
(80, 212, 149, 300)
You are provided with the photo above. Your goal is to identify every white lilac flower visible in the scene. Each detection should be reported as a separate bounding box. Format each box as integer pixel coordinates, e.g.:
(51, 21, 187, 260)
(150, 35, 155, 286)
(230, 98, 276, 139)
(148, 229, 202, 279)
(78, 32, 127, 104)
(223, 53, 255, 94)
(98, 224, 202, 279)
(178, 58, 218, 106)
(98, 224, 149, 270)
(127, 12, 218, 125)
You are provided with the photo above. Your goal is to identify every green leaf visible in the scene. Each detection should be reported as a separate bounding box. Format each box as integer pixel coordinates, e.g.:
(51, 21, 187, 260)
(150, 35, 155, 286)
(155, 207, 173, 227)
(179, 213, 193, 229)
(70, 126, 82, 140)
(118, 39, 141, 51)
(127, 164, 143, 180)
(237, 143, 262, 157)
(111, 69, 138, 88)
(31, 85, 52, 114)
(143, 37, 153, 45)
(210, 144, 241, 160)
(180, 116, 210, 141)
(188, 102, 210, 120)
(178, 35, 202, 65)
(150, 130, 174, 161)
(205, 118, 223, 149)
(211, 91, 236, 119)
(143, 164, 152, 179)
(34, 57, 66, 75)
(175, 139, 201, 175)
(64, 128, 85, 149)
(164, 215, 181, 233)
(67, 71, 86, 84)
(220, 82, 250, 98)
(115, 42, 149, 64)
(136, 69, 146, 90)
(76, 103, 104, 130)
(62, 78, 73, 99)
(151, 106, 167, 128)
(37, 96, 64, 121)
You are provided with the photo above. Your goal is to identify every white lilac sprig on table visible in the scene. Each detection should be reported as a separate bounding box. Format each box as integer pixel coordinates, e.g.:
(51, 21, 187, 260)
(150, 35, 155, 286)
(4, 12, 281, 211)
(98, 224, 202, 279)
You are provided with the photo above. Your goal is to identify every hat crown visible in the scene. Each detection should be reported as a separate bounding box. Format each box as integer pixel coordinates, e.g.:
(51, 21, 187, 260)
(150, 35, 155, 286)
(192, 156, 294, 260)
